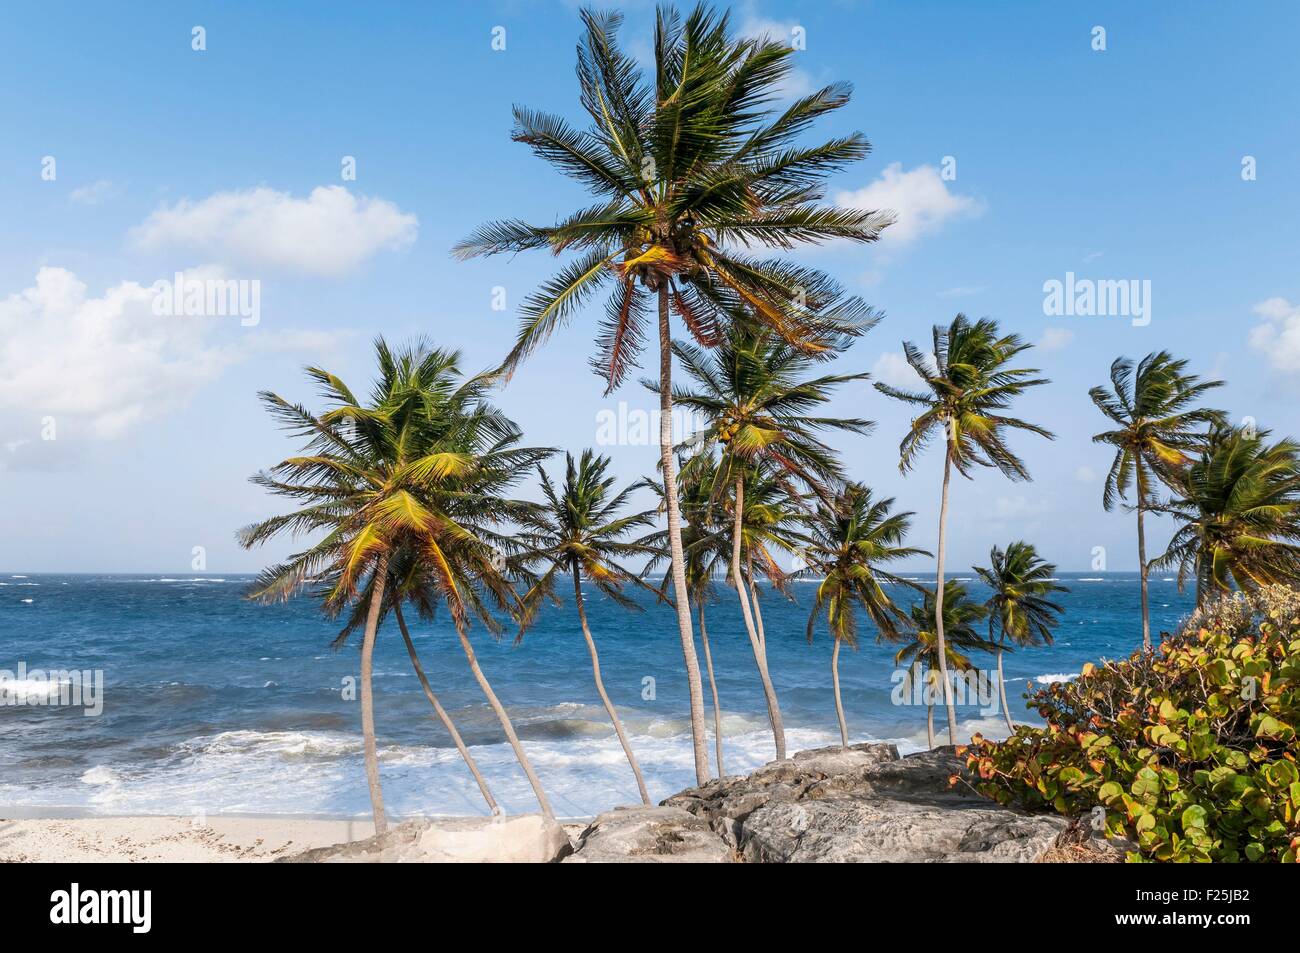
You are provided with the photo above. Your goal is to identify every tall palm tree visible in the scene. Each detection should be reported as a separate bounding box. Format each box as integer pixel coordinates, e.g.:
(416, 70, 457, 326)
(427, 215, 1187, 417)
(454, 6, 889, 783)
(875, 315, 1052, 746)
(1088, 352, 1224, 649)
(893, 582, 993, 750)
(799, 484, 927, 748)
(241, 339, 555, 824)
(1152, 426, 1300, 606)
(668, 323, 873, 758)
(972, 541, 1067, 733)
(517, 450, 657, 804)
(670, 451, 730, 775)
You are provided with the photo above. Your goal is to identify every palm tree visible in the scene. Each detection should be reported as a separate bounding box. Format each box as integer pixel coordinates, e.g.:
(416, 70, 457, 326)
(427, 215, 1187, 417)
(1152, 426, 1300, 606)
(893, 582, 993, 749)
(799, 484, 927, 748)
(517, 450, 657, 804)
(670, 451, 731, 775)
(875, 315, 1052, 746)
(454, 6, 889, 783)
(972, 541, 1067, 733)
(240, 339, 555, 824)
(668, 324, 873, 759)
(1088, 352, 1224, 649)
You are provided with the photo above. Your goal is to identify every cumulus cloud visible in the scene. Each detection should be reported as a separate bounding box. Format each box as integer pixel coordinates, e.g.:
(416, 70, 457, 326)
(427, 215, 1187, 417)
(871, 351, 918, 389)
(1037, 327, 1074, 351)
(836, 162, 983, 248)
(0, 267, 343, 465)
(130, 185, 418, 275)
(1248, 297, 1300, 371)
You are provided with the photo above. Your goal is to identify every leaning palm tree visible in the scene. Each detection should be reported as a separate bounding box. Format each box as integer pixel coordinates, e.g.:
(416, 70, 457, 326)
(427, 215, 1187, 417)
(799, 484, 927, 748)
(875, 315, 1052, 746)
(454, 6, 889, 783)
(517, 450, 657, 804)
(667, 323, 873, 759)
(1152, 426, 1300, 607)
(1088, 352, 1224, 649)
(240, 339, 555, 824)
(893, 582, 993, 750)
(972, 541, 1067, 733)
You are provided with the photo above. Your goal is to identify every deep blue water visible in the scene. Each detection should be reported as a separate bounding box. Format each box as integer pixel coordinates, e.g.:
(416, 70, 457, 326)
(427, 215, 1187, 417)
(0, 572, 1195, 818)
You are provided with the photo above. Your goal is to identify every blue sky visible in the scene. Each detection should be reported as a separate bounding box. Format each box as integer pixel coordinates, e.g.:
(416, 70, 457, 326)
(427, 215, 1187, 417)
(2, 0, 1297, 574)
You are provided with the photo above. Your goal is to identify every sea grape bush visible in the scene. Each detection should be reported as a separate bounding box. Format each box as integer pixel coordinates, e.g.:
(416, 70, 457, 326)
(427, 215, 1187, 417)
(958, 586, 1300, 862)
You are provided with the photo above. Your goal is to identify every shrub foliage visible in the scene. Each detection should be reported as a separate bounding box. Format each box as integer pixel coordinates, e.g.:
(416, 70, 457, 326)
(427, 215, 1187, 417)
(960, 586, 1300, 862)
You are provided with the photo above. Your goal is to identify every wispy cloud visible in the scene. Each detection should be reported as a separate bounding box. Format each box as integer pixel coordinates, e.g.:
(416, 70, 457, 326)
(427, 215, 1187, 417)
(69, 179, 120, 206)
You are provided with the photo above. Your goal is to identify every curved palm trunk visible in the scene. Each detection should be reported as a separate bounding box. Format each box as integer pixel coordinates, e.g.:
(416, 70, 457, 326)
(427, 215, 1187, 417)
(657, 286, 710, 786)
(747, 556, 767, 652)
(394, 604, 499, 815)
(996, 646, 1014, 734)
(933, 444, 959, 747)
(572, 568, 651, 805)
(1137, 499, 1152, 651)
(454, 625, 554, 818)
(698, 603, 725, 777)
(359, 553, 390, 834)
(926, 700, 936, 750)
(831, 638, 848, 749)
(731, 477, 787, 760)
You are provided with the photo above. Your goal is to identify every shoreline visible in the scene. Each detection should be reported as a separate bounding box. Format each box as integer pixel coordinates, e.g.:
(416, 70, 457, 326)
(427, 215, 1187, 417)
(0, 813, 596, 862)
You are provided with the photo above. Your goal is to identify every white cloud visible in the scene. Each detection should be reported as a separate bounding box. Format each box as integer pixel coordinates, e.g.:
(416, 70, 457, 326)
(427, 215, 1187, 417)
(130, 185, 418, 275)
(1037, 327, 1074, 351)
(989, 495, 1050, 521)
(70, 180, 119, 205)
(1075, 465, 1097, 484)
(871, 351, 917, 389)
(836, 162, 983, 248)
(1248, 297, 1300, 371)
(0, 267, 343, 463)
(939, 285, 986, 299)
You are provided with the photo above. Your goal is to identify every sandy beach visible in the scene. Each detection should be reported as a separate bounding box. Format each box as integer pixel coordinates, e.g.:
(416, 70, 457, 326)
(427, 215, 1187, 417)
(0, 815, 377, 863)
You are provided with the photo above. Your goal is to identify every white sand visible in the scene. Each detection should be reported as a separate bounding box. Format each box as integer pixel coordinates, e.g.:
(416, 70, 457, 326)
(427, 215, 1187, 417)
(0, 815, 377, 863)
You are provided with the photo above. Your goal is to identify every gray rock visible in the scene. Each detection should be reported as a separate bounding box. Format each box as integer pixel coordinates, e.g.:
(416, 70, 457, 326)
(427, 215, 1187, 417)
(564, 806, 735, 863)
(666, 745, 1068, 863)
(280, 814, 571, 863)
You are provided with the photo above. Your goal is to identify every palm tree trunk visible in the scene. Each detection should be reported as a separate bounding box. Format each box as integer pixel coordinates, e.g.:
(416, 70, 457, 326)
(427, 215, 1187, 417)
(933, 443, 959, 746)
(996, 646, 1014, 734)
(454, 625, 555, 818)
(926, 700, 936, 750)
(698, 603, 724, 777)
(831, 638, 848, 749)
(657, 285, 710, 787)
(1137, 499, 1152, 651)
(572, 568, 651, 805)
(747, 555, 767, 652)
(731, 476, 787, 760)
(393, 604, 499, 815)
(359, 553, 390, 834)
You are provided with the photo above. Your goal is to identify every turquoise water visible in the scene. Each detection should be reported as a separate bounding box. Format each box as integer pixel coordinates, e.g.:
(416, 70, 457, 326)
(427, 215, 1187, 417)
(0, 572, 1194, 818)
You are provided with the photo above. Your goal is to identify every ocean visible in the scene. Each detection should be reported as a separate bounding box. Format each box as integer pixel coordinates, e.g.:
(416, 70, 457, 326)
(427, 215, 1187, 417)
(0, 572, 1195, 820)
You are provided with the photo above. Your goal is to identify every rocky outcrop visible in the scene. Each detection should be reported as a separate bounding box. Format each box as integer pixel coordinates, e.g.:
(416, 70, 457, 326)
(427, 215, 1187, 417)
(563, 806, 736, 863)
(569, 742, 1073, 863)
(279, 814, 571, 863)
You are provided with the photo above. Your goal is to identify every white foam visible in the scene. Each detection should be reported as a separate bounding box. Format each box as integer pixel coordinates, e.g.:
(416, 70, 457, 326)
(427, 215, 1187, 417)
(1034, 672, 1079, 684)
